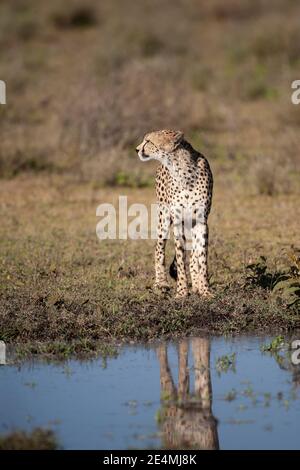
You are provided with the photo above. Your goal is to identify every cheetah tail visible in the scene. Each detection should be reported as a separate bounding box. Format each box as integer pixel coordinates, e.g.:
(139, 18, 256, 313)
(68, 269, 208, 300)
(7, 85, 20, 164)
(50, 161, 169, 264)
(169, 255, 177, 280)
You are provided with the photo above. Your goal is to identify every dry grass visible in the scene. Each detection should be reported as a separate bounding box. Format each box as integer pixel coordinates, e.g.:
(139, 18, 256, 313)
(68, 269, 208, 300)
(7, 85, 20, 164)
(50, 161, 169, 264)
(0, 176, 299, 351)
(0, 0, 299, 187)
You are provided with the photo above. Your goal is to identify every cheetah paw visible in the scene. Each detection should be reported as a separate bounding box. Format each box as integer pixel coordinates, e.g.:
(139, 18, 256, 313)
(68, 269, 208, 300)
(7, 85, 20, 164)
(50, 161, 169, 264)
(153, 283, 171, 294)
(175, 290, 189, 299)
(199, 290, 213, 298)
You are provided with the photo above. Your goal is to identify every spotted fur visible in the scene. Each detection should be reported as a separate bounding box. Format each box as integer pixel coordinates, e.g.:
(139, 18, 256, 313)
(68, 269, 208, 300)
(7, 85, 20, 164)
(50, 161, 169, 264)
(136, 130, 213, 298)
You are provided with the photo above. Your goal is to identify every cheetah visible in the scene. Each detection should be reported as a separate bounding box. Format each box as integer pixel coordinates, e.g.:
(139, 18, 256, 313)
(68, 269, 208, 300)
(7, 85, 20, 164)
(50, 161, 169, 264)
(136, 130, 213, 298)
(157, 338, 219, 449)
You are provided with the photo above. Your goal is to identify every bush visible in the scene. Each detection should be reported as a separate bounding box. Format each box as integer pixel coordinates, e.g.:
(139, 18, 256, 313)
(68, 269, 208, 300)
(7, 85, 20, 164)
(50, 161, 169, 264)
(52, 6, 98, 29)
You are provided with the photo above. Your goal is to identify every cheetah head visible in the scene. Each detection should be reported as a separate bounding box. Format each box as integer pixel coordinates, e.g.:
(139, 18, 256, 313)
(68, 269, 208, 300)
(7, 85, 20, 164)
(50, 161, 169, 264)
(136, 130, 184, 162)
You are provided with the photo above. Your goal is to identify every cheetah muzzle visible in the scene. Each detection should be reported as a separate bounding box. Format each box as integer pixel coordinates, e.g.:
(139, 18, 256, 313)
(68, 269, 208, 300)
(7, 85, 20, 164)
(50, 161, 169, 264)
(136, 129, 213, 298)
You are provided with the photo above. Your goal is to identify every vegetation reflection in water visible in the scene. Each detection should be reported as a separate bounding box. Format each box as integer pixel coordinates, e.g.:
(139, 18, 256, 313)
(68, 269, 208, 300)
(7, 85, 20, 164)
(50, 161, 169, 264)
(1, 335, 300, 450)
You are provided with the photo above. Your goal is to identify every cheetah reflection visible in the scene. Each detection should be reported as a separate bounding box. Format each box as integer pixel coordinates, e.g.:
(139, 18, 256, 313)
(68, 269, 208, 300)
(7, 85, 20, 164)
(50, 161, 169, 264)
(157, 338, 219, 450)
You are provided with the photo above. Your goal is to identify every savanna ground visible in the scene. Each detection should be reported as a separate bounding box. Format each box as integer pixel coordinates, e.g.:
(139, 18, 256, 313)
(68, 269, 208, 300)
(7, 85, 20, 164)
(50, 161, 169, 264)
(0, 0, 300, 358)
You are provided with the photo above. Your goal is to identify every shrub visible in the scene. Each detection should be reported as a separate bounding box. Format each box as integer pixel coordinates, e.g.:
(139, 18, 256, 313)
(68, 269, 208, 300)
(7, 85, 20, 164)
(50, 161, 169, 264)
(52, 6, 98, 29)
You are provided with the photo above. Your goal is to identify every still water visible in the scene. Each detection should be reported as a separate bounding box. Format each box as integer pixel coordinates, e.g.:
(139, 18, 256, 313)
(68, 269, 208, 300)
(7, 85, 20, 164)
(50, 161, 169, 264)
(1, 336, 300, 449)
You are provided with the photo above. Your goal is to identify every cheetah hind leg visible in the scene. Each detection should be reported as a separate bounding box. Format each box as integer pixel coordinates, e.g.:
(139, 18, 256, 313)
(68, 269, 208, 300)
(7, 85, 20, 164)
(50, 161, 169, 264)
(191, 222, 213, 298)
(169, 255, 177, 281)
(170, 256, 190, 299)
(173, 237, 189, 298)
(154, 237, 170, 293)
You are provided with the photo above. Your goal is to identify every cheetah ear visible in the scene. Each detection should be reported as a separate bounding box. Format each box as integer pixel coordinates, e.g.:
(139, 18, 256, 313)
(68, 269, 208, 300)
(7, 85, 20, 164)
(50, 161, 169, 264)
(165, 131, 184, 152)
(174, 131, 184, 144)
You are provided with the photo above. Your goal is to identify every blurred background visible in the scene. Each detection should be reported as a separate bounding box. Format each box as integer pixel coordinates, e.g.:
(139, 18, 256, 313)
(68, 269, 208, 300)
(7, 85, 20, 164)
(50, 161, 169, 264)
(0, 0, 299, 193)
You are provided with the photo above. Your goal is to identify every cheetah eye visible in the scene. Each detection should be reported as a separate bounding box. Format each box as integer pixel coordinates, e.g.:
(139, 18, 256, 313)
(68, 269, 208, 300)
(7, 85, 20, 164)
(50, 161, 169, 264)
(147, 141, 157, 149)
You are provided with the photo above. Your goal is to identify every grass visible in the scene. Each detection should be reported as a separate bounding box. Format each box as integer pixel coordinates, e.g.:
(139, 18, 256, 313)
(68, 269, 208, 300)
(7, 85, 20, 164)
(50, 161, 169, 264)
(245, 253, 300, 307)
(0, 177, 299, 356)
(0, 428, 59, 450)
(216, 353, 236, 375)
(12, 339, 118, 362)
(0, 0, 299, 356)
(261, 335, 285, 352)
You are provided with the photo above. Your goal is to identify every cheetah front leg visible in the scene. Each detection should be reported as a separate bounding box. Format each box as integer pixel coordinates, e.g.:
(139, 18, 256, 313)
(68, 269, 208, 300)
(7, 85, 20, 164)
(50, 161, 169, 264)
(192, 337, 211, 409)
(174, 234, 189, 298)
(157, 344, 176, 400)
(190, 221, 211, 296)
(178, 339, 189, 400)
(154, 208, 171, 291)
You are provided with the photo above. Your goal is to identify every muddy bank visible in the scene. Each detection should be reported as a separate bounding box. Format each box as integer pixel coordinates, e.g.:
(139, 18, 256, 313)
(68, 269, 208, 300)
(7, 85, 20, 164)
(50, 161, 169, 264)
(1, 286, 299, 359)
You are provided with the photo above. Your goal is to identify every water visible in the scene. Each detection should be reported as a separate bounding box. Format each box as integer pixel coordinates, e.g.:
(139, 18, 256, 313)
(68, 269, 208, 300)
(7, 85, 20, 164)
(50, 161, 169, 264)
(1, 336, 300, 450)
